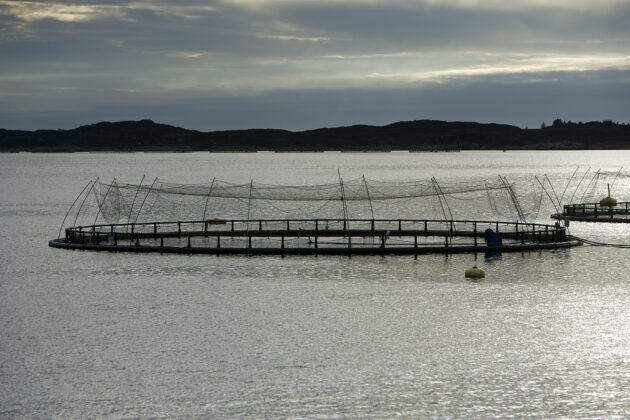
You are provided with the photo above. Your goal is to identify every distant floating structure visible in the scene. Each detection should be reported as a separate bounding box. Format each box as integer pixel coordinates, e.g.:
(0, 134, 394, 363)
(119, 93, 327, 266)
(553, 178, 630, 223)
(553, 201, 630, 223)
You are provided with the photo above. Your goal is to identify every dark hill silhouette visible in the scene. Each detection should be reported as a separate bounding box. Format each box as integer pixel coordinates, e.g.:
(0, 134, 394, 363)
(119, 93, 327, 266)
(1, 119, 628, 151)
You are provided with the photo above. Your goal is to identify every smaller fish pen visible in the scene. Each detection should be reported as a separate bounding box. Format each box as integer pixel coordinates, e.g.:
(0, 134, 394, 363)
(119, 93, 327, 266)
(49, 218, 578, 255)
(551, 168, 630, 223)
(553, 202, 630, 223)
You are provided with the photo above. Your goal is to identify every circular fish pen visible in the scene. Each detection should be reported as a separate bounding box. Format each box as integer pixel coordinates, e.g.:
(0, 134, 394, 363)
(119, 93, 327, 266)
(49, 175, 581, 255)
(50, 218, 578, 255)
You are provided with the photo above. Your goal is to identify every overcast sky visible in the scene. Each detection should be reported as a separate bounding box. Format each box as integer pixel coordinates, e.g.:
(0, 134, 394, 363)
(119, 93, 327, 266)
(1, 0, 629, 131)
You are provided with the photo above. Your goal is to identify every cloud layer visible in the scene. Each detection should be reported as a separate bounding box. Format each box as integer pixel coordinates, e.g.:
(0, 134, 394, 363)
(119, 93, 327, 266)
(1, 0, 629, 130)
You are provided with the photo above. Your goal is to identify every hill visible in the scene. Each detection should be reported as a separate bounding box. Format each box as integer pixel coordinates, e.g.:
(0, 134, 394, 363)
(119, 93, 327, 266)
(1, 118, 628, 151)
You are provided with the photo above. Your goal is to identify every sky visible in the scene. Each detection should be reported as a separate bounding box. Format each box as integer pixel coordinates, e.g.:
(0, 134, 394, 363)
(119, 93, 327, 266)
(1, 0, 629, 131)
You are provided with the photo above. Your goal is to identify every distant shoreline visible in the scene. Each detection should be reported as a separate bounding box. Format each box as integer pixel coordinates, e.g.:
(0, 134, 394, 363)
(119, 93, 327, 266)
(2, 118, 629, 152)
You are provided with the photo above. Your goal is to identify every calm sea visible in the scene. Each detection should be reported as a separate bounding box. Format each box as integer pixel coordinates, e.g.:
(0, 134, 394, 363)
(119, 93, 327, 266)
(1, 151, 629, 418)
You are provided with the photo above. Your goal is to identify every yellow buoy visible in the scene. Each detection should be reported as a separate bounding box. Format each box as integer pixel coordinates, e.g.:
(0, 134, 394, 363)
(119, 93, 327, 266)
(465, 266, 485, 279)
(600, 183, 617, 206)
(207, 218, 227, 225)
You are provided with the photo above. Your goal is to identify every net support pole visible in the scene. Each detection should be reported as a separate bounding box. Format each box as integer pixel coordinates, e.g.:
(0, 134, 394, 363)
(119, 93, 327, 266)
(611, 166, 623, 190)
(72, 177, 99, 228)
(93, 178, 116, 226)
(338, 169, 348, 228)
(202, 177, 216, 221)
(431, 177, 447, 220)
(133, 177, 158, 224)
(142, 178, 163, 221)
(559, 166, 579, 206)
(431, 177, 453, 220)
(544, 174, 562, 211)
(127, 174, 146, 225)
(246, 180, 253, 231)
(579, 169, 600, 203)
(363, 175, 374, 220)
(534, 175, 560, 214)
(57, 179, 94, 238)
(500, 175, 526, 222)
(568, 166, 590, 205)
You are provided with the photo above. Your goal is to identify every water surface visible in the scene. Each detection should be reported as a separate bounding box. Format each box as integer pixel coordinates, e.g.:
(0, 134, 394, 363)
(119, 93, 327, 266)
(1, 151, 629, 418)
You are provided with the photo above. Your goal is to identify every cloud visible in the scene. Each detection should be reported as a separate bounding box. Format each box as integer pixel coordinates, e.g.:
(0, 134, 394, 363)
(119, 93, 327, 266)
(255, 33, 330, 42)
(163, 52, 630, 92)
(367, 53, 630, 84)
(0, 1, 217, 23)
(321, 52, 414, 59)
(149, 50, 212, 58)
(1, 0, 629, 130)
(221, 0, 628, 13)
(2, 70, 629, 131)
(0, 1, 124, 22)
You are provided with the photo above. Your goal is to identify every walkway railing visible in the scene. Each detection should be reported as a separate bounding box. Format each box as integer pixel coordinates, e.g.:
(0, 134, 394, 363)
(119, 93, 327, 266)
(59, 218, 569, 251)
(561, 202, 630, 219)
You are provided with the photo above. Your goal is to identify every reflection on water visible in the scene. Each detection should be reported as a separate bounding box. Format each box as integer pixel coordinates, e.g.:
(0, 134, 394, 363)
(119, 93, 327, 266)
(1, 151, 630, 418)
(483, 251, 503, 263)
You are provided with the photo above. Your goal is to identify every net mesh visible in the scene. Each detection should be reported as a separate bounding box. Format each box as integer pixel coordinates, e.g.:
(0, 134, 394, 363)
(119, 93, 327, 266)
(64, 169, 630, 228)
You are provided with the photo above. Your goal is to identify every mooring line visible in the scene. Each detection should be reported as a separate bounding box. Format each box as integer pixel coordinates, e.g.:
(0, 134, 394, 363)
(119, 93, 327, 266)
(569, 235, 630, 248)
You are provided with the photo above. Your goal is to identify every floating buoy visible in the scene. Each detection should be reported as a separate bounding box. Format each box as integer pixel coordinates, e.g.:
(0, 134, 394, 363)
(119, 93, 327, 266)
(465, 266, 485, 279)
(207, 218, 227, 225)
(600, 184, 617, 206)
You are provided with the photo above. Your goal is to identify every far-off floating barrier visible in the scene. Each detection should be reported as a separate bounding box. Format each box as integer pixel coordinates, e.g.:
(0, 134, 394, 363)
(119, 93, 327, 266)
(49, 218, 580, 255)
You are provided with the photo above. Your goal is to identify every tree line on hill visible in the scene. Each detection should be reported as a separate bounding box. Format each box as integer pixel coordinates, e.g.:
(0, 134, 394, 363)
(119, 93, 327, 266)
(0, 118, 628, 152)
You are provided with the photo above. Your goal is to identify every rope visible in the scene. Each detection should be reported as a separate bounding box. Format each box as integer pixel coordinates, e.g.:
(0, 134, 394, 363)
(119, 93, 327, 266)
(569, 235, 630, 248)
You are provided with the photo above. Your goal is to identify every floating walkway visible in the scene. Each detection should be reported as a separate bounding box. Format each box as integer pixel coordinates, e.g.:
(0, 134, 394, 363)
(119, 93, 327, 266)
(553, 202, 630, 223)
(50, 218, 580, 255)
